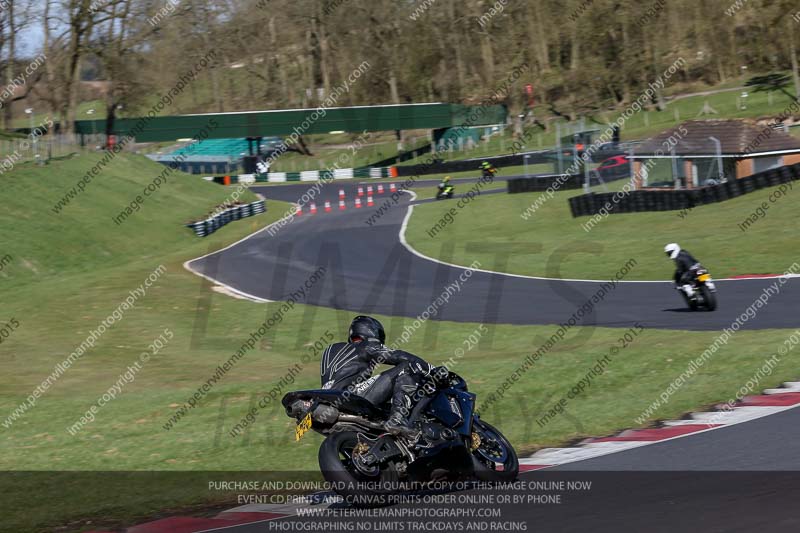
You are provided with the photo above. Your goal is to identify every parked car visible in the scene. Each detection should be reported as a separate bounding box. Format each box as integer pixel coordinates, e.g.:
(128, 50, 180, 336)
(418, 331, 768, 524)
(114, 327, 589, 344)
(596, 155, 631, 181)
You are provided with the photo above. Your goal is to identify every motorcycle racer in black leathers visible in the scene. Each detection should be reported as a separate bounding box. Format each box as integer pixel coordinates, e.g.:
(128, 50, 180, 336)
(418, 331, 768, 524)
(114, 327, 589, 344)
(320, 316, 435, 439)
(665, 243, 702, 298)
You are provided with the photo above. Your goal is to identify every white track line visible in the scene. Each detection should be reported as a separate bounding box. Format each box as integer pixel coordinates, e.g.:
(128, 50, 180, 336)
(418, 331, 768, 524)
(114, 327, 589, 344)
(196, 514, 288, 533)
(523, 400, 800, 469)
(398, 191, 800, 284)
(182, 206, 302, 303)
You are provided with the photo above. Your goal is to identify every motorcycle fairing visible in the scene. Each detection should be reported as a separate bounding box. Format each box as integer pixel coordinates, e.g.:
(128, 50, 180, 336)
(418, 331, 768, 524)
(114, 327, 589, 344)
(282, 389, 389, 419)
(428, 389, 476, 436)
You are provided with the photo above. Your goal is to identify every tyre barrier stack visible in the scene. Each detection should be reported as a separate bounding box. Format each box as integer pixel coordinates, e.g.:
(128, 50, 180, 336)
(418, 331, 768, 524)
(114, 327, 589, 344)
(507, 174, 584, 194)
(185, 200, 267, 237)
(567, 162, 800, 218)
(250, 200, 266, 215)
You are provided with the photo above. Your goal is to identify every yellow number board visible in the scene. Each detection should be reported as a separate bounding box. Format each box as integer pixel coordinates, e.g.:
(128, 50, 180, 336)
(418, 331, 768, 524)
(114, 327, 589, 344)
(295, 412, 312, 441)
(698, 274, 710, 282)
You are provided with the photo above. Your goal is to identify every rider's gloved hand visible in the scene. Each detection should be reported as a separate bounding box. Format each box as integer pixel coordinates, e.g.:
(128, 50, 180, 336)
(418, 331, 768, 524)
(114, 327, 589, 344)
(429, 365, 450, 383)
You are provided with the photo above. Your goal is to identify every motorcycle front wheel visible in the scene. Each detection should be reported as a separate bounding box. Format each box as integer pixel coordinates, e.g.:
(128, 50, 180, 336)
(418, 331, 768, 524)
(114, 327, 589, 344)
(470, 420, 519, 482)
(681, 290, 698, 311)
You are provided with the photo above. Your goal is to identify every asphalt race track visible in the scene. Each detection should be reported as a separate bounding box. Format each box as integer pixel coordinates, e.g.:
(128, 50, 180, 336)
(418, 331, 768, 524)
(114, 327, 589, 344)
(186, 178, 800, 331)
(207, 405, 800, 533)
(186, 179, 800, 331)
(178, 179, 800, 531)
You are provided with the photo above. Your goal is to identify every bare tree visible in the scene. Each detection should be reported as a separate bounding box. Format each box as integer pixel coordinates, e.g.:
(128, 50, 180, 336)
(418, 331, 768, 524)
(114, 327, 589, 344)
(1, 0, 38, 128)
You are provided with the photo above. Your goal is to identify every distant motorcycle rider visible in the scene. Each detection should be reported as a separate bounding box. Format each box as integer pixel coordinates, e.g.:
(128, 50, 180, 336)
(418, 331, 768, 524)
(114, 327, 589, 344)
(665, 243, 702, 298)
(438, 175, 452, 190)
(320, 316, 437, 439)
(480, 161, 497, 178)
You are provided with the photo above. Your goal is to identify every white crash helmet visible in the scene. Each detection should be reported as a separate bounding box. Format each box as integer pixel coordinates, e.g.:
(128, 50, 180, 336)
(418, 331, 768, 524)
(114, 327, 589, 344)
(664, 243, 680, 259)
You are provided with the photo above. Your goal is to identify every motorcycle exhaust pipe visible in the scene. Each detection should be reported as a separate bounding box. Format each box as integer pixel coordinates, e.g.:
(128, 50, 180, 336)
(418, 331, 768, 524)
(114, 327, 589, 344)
(336, 414, 385, 431)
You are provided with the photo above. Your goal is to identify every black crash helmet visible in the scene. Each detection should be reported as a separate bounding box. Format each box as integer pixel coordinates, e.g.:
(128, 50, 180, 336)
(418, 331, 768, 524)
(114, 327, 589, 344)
(348, 315, 386, 344)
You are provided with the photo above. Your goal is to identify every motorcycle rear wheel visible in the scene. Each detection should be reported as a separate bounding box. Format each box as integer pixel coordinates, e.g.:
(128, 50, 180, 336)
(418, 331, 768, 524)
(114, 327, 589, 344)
(470, 420, 519, 482)
(318, 431, 399, 505)
(700, 285, 717, 311)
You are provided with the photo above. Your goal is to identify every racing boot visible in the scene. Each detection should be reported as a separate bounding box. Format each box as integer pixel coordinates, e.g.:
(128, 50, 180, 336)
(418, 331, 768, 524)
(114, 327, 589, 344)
(384, 386, 420, 440)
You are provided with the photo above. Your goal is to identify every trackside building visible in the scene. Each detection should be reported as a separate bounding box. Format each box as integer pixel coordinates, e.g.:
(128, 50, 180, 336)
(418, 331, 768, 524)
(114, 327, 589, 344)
(629, 119, 800, 189)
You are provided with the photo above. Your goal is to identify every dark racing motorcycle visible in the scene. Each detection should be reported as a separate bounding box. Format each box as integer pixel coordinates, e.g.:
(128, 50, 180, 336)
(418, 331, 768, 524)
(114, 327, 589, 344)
(282, 370, 518, 503)
(681, 267, 717, 311)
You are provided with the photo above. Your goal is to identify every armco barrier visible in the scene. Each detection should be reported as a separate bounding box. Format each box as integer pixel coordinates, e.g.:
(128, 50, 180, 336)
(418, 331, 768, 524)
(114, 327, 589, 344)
(394, 152, 552, 177)
(209, 166, 396, 185)
(507, 174, 584, 194)
(369, 142, 434, 167)
(185, 200, 266, 237)
(567, 163, 800, 218)
(392, 148, 627, 178)
(207, 151, 624, 182)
